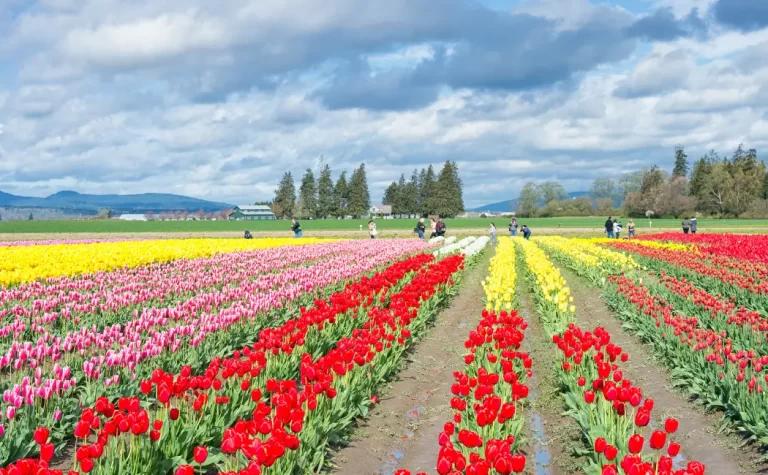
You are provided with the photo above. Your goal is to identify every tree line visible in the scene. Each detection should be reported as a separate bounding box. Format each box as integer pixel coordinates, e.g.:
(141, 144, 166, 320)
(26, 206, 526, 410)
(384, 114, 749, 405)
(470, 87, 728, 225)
(382, 161, 465, 218)
(514, 144, 766, 218)
(272, 164, 371, 219)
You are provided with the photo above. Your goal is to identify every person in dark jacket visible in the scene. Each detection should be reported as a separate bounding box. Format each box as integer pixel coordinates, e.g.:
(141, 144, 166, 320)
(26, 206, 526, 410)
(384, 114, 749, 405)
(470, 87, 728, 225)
(690, 217, 697, 234)
(509, 218, 518, 237)
(522, 225, 532, 240)
(244, 230, 253, 239)
(291, 219, 302, 238)
(605, 217, 614, 238)
(436, 218, 446, 237)
(415, 218, 426, 239)
(682, 217, 691, 234)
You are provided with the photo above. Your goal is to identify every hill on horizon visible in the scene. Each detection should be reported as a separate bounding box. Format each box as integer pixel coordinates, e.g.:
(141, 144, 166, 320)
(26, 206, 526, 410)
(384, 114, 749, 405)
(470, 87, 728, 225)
(0, 190, 234, 213)
(471, 192, 590, 212)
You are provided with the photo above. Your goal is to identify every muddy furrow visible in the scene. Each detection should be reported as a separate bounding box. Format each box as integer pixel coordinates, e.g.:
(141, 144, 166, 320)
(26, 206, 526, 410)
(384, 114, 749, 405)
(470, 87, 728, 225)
(331, 253, 489, 475)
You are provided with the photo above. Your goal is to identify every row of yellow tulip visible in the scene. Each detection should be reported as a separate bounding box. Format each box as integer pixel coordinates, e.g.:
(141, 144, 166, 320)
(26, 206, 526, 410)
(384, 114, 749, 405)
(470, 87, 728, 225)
(534, 237, 639, 286)
(515, 238, 574, 336)
(0, 238, 327, 287)
(482, 237, 517, 311)
(590, 238, 694, 253)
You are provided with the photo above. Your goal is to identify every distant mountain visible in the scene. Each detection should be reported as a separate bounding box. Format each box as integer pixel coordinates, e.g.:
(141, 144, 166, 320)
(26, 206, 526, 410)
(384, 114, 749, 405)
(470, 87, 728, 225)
(471, 192, 590, 213)
(0, 190, 234, 213)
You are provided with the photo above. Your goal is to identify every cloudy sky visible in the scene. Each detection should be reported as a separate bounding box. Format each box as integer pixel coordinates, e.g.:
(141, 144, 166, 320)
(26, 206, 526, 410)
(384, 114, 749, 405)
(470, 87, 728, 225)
(1, 0, 767, 208)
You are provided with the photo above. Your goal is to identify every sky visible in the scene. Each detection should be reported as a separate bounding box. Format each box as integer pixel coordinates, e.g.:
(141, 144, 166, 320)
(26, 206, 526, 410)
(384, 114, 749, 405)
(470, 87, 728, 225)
(1, 0, 767, 208)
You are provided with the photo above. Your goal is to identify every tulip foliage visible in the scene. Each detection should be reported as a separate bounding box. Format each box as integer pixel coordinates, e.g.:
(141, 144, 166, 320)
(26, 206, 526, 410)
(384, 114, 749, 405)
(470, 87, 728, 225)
(0, 239, 433, 468)
(397, 235, 529, 475)
(518, 236, 707, 475)
(0, 248, 468, 475)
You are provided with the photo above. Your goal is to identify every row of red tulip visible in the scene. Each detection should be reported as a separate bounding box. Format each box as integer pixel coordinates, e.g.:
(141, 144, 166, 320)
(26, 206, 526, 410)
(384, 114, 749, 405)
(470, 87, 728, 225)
(0, 253, 465, 474)
(641, 233, 768, 266)
(605, 271, 768, 443)
(554, 324, 704, 475)
(395, 309, 531, 475)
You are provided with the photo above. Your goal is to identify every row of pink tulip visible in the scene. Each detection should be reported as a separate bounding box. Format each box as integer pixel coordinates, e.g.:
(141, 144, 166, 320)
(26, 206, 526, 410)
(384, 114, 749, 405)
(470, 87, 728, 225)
(0, 240, 430, 464)
(0, 242, 348, 334)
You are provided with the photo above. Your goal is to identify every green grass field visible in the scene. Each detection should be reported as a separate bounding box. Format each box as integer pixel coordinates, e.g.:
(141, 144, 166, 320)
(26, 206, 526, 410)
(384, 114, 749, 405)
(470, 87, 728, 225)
(2, 217, 768, 234)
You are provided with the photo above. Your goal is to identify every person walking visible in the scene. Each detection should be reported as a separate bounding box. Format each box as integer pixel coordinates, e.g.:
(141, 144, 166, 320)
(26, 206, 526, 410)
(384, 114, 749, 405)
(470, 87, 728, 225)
(627, 219, 636, 239)
(436, 218, 447, 237)
(682, 217, 691, 234)
(522, 224, 532, 240)
(415, 218, 426, 239)
(509, 218, 518, 237)
(291, 219, 302, 238)
(690, 217, 697, 234)
(429, 218, 438, 239)
(614, 219, 622, 239)
(605, 216, 614, 238)
(368, 220, 378, 239)
(490, 222, 497, 244)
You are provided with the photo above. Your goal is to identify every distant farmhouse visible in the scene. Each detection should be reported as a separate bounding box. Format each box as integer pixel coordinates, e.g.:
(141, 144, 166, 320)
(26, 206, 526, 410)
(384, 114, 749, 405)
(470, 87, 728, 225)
(228, 205, 276, 221)
(118, 214, 148, 221)
(368, 205, 393, 219)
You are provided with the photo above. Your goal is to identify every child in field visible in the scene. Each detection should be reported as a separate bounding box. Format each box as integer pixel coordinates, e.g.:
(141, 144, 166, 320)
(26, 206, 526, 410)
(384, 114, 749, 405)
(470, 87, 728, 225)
(522, 225, 531, 240)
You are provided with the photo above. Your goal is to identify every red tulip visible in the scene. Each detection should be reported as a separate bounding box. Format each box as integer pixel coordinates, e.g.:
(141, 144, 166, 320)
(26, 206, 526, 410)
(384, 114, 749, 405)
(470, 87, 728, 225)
(650, 430, 667, 450)
(510, 454, 525, 473)
(664, 417, 679, 434)
(628, 434, 644, 454)
(604, 445, 618, 461)
(667, 442, 681, 457)
(40, 442, 54, 462)
(194, 446, 208, 464)
(33, 427, 50, 445)
(594, 437, 607, 454)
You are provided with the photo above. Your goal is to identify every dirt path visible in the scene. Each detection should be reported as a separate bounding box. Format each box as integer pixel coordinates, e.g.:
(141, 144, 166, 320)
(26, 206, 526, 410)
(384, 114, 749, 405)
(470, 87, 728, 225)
(557, 265, 759, 474)
(517, 287, 570, 475)
(331, 252, 490, 475)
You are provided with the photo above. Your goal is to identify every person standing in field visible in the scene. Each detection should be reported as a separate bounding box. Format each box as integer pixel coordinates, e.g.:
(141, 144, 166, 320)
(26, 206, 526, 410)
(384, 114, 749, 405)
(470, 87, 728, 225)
(436, 218, 446, 237)
(291, 218, 302, 238)
(509, 218, 518, 237)
(605, 216, 614, 238)
(429, 218, 437, 239)
(614, 219, 622, 239)
(627, 219, 636, 238)
(682, 217, 691, 234)
(368, 220, 378, 239)
(522, 224, 531, 240)
(416, 218, 426, 239)
(690, 217, 697, 234)
(489, 222, 497, 244)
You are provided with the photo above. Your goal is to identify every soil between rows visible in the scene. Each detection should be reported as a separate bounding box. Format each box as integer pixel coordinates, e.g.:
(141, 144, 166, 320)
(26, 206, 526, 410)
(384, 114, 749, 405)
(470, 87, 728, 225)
(555, 264, 758, 474)
(330, 252, 490, 475)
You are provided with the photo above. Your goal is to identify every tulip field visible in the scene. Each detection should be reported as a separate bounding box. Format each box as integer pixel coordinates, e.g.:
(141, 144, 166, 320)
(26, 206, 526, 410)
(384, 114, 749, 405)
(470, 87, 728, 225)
(6, 231, 768, 474)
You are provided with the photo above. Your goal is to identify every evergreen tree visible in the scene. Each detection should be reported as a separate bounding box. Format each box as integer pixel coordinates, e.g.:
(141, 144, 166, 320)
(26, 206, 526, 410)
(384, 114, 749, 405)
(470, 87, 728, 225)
(298, 168, 317, 219)
(406, 170, 420, 215)
(432, 161, 464, 217)
(316, 164, 334, 219)
(417, 168, 427, 214)
(393, 174, 408, 215)
(421, 165, 437, 215)
(673, 145, 689, 177)
(347, 164, 370, 218)
(273, 172, 296, 218)
(333, 171, 349, 218)
(688, 158, 711, 198)
(383, 182, 398, 206)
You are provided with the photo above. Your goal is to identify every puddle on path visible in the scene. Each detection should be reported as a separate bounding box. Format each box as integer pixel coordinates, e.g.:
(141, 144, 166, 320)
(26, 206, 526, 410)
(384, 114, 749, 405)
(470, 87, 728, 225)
(520, 293, 554, 475)
(378, 392, 430, 475)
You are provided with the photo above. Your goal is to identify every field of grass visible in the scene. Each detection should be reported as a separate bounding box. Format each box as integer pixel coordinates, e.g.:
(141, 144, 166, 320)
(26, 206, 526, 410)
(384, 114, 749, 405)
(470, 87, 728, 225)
(2, 216, 768, 234)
